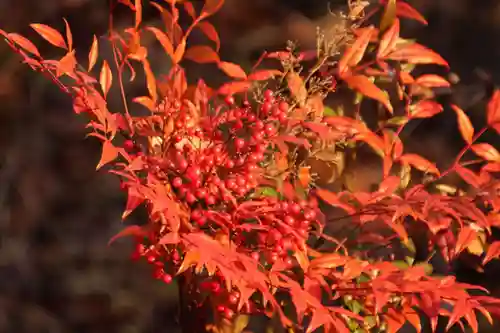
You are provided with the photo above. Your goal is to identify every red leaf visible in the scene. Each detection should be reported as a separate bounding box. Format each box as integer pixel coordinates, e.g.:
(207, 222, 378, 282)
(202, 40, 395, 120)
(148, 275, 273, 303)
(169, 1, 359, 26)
(134, 0, 142, 28)
(147, 27, 175, 60)
(30, 23, 67, 49)
(56, 50, 77, 77)
(63, 18, 73, 51)
(487, 90, 500, 129)
(415, 74, 450, 88)
(183, 1, 196, 18)
(6, 33, 40, 57)
(218, 61, 247, 80)
(277, 135, 312, 149)
(184, 45, 220, 63)
(248, 70, 282, 81)
(108, 225, 146, 245)
(133, 96, 156, 111)
(99, 60, 113, 97)
(173, 39, 186, 64)
(411, 100, 443, 118)
(339, 26, 374, 75)
(399, 154, 440, 175)
(455, 226, 478, 255)
(218, 81, 252, 95)
(377, 19, 400, 58)
(395, 1, 428, 25)
(97, 140, 119, 170)
(451, 104, 474, 144)
(201, 0, 224, 17)
(483, 241, 500, 265)
(344, 74, 393, 113)
(386, 42, 448, 67)
(471, 143, 500, 162)
(88, 35, 98, 72)
(354, 130, 385, 156)
(455, 165, 482, 188)
(197, 21, 220, 51)
(122, 185, 145, 219)
(287, 72, 308, 105)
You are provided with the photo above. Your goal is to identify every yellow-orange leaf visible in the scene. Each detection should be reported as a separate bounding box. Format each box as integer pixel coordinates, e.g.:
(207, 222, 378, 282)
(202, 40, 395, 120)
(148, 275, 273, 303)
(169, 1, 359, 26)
(147, 27, 175, 60)
(185, 45, 220, 63)
(377, 19, 400, 58)
(471, 143, 500, 162)
(134, 0, 142, 28)
(56, 50, 77, 77)
(415, 74, 450, 88)
(399, 153, 440, 175)
(142, 58, 157, 103)
(343, 74, 393, 113)
(88, 35, 98, 72)
(63, 18, 73, 51)
(451, 104, 474, 144)
(173, 39, 186, 64)
(387, 42, 448, 67)
(30, 23, 67, 49)
(218, 61, 247, 80)
(99, 60, 113, 97)
(97, 140, 119, 170)
(339, 26, 374, 75)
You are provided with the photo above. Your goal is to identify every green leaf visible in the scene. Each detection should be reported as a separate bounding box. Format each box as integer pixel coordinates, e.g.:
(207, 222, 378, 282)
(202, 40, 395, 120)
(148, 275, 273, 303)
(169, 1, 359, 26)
(323, 106, 336, 116)
(257, 186, 278, 198)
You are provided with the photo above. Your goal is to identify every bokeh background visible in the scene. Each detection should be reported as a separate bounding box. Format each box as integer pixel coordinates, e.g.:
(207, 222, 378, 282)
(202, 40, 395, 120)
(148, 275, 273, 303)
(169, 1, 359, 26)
(0, 0, 500, 332)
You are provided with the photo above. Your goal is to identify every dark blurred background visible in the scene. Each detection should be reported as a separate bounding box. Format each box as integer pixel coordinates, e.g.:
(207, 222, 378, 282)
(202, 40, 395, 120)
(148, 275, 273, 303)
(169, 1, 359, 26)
(0, 0, 499, 332)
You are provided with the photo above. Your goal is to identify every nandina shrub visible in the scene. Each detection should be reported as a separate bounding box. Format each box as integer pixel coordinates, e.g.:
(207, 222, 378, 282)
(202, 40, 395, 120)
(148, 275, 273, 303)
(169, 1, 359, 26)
(3, 0, 500, 332)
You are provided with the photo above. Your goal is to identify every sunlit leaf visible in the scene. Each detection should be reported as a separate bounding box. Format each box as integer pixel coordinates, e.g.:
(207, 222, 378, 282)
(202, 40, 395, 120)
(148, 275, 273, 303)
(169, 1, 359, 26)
(97, 140, 119, 170)
(471, 143, 500, 162)
(108, 225, 146, 245)
(451, 104, 474, 144)
(30, 23, 67, 49)
(399, 153, 440, 175)
(99, 60, 113, 97)
(339, 26, 374, 75)
(185, 45, 220, 63)
(88, 35, 99, 72)
(197, 21, 220, 51)
(343, 74, 393, 113)
(218, 61, 247, 79)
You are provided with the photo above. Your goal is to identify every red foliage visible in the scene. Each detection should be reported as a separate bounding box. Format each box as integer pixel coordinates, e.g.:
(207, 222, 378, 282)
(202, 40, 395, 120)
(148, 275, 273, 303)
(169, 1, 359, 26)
(3, 0, 500, 332)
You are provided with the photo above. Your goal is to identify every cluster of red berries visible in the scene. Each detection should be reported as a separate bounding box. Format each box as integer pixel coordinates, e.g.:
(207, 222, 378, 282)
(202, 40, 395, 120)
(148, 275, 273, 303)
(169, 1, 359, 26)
(130, 240, 181, 285)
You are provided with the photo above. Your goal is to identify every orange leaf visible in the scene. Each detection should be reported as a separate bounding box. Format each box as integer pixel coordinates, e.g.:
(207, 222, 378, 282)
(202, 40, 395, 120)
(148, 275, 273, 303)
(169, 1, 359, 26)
(147, 27, 175, 60)
(471, 143, 500, 162)
(410, 100, 443, 118)
(455, 226, 477, 256)
(122, 185, 145, 219)
(30, 23, 67, 49)
(56, 50, 77, 77)
(395, 1, 428, 25)
(451, 104, 474, 144)
(173, 39, 186, 63)
(133, 96, 156, 111)
(142, 59, 158, 103)
(354, 130, 385, 156)
(218, 81, 252, 95)
(387, 42, 448, 67)
(5, 32, 40, 57)
(185, 45, 220, 63)
(63, 18, 73, 51)
(134, 0, 142, 28)
(378, 19, 400, 58)
(97, 140, 119, 170)
(415, 74, 450, 88)
(399, 154, 440, 175)
(483, 241, 500, 265)
(343, 74, 393, 113)
(339, 26, 374, 75)
(99, 60, 113, 97)
(455, 165, 482, 188)
(379, 0, 397, 33)
(298, 166, 311, 187)
(248, 70, 282, 81)
(88, 35, 98, 72)
(197, 21, 220, 51)
(287, 72, 308, 105)
(218, 61, 247, 79)
(108, 225, 146, 245)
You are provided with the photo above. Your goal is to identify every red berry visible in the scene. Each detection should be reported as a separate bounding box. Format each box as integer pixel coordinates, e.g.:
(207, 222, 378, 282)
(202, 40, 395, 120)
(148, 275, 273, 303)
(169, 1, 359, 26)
(172, 177, 183, 188)
(224, 308, 234, 319)
(263, 89, 273, 101)
(278, 101, 289, 112)
(163, 274, 173, 284)
(234, 138, 245, 150)
(124, 140, 135, 151)
(225, 95, 235, 105)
